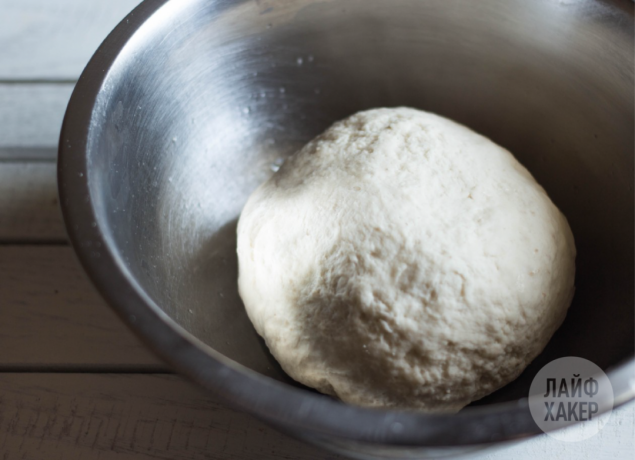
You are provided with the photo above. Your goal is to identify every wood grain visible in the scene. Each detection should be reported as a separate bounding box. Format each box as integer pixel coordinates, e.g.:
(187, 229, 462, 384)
(0, 162, 66, 242)
(0, 246, 165, 369)
(0, 84, 73, 154)
(0, 0, 140, 80)
(0, 373, 342, 460)
(0, 373, 632, 460)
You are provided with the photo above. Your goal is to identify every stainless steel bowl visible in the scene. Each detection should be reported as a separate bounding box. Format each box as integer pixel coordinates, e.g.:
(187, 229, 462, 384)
(58, 0, 634, 458)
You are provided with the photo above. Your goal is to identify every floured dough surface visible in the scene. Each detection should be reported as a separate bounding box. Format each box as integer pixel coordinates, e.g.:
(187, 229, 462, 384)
(236, 107, 576, 413)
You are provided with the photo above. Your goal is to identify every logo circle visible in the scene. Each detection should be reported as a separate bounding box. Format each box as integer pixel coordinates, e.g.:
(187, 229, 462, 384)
(528, 356, 613, 442)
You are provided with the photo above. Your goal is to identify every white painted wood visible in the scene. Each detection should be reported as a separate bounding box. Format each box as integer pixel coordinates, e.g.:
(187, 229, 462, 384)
(0, 373, 632, 460)
(0, 0, 141, 79)
(0, 246, 165, 368)
(0, 84, 73, 153)
(0, 373, 343, 460)
(479, 405, 635, 460)
(0, 162, 65, 241)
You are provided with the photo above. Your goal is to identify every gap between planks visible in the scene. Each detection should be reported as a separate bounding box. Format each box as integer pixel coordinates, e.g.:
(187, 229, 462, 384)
(0, 149, 59, 161)
(0, 365, 170, 374)
(0, 79, 77, 84)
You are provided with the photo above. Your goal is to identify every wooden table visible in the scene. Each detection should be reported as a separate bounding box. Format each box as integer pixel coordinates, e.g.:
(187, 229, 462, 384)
(1, 1, 632, 458)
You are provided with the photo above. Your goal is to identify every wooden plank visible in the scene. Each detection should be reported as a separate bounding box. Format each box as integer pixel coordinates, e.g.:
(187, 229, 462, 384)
(0, 246, 165, 368)
(0, 373, 344, 460)
(0, 84, 73, 155)
(0, 0, 140, 80)
(0, 162, 66, 242)
(0, 373, 632, 460)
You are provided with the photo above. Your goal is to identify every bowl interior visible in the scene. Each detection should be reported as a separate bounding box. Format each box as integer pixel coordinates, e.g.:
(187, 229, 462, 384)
(86, 0, 633, 406)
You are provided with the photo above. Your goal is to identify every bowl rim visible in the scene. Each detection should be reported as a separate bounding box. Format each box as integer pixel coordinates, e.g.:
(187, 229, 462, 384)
(57, 0, 635, 447)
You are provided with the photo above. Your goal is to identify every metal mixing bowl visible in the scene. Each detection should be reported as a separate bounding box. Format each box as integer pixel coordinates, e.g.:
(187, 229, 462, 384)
(58, 0, 634, 458)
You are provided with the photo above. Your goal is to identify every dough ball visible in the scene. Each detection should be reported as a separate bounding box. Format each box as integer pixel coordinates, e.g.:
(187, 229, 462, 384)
(236, 107, 576, 413)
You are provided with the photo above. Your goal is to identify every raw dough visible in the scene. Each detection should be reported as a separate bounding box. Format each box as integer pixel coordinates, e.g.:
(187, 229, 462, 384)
(236, 107, 576, 413)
